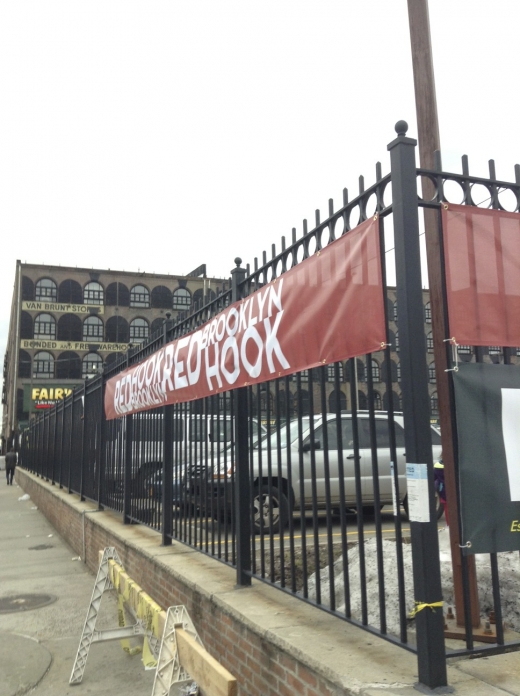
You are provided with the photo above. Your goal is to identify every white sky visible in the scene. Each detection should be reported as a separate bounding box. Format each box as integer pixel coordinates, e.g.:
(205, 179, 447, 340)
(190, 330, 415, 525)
(1, 0, 519, 417)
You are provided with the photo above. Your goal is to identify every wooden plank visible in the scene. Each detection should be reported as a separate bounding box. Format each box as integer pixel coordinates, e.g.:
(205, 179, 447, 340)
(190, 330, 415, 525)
(176, 628, 237, 696)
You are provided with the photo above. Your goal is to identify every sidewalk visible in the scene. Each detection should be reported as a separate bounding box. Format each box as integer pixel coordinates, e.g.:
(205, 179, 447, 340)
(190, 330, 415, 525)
(3, 470, 520, 696)
(0, 477, 154, 696)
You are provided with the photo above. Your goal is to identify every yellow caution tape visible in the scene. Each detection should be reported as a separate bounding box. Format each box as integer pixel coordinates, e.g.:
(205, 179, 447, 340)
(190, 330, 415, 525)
(409, 600, 443, 619)
(108, 559, 162, 668)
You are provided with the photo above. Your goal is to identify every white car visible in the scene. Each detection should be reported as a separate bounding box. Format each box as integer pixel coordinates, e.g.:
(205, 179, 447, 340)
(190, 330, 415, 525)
(209, 412, 443, 532)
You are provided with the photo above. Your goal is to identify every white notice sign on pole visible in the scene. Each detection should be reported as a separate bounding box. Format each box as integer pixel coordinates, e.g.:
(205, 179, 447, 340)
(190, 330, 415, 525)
(406, 463, 430, 523)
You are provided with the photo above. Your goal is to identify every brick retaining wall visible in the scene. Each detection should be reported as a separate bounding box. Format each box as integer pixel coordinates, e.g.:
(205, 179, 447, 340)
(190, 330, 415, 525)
(16, 468, 407, 696)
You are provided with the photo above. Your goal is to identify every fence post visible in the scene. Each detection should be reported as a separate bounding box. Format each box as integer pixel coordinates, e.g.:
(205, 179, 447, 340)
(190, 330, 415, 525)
(388, 121, 447, 689)
(123, 353, 133, 525)
(96, 374, 106, 510)
(162, 319, 173, 546)
(231, 258, 252, 587)
(80, 380, 88, 502)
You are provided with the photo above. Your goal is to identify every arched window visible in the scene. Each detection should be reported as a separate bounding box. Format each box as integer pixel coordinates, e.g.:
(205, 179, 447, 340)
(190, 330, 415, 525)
(84, 281, 104, 305)
(129, 318, 149, 344)
(173, 288, 191, 310)
(293, 389, 310, 415)
(383, 390, 400, 411)
(370, 359, 380, 382)
(83, 315, 104, 341)
(328, 389, 347, 413)
(427, 331, 434, 352)
(106, 316, 129, 343)
(151, 318, 165, 335)
(82, 353, 103, 378)
(34, 313, 56, 340)
(130, 285, 150, 308)
(20, 311, 33, 339)
(33, 351, 54, 379)
(357, 391, 368, 409)
(104, 352, 125, 369)
(22, 276, 34, 301)
(35, 278, 57, 301)
(18, 350, 31, 378)
(57, 314, 82, 341)
(381, 359, 398, 383)
(58, 279, 82, 303)
(105, 282, 130, 306)
(151, 285, 172, 309)
(373, 391, 382, 410)
(56, 351, 81, 379)
(425, 301, 432, 323)
(429, 361, 436, 383)
(192, 288, 204, 308)
(430, 391, 439, 415)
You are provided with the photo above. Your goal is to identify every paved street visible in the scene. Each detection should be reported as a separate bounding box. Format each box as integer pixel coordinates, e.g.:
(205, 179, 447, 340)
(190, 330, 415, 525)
(0, 478, 154, 696)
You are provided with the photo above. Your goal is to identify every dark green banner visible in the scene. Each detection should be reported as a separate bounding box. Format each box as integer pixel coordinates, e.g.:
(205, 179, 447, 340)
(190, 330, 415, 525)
(454, 362, 520, 554)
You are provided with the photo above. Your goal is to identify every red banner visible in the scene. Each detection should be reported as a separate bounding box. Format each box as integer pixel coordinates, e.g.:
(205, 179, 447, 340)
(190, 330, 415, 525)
(442, 204, 520, 347)
(104, 217, 386, 419)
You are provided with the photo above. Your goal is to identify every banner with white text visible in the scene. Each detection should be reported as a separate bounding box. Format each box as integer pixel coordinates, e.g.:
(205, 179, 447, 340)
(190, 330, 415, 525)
(104, 217, 386, 419)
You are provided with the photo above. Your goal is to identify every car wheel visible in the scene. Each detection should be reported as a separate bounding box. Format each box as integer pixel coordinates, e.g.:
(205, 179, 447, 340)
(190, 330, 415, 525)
(253, 485, 288, 534)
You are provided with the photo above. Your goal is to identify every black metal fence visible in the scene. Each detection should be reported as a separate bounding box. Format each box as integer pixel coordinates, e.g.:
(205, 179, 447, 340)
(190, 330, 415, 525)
(20, 123, 520, 689)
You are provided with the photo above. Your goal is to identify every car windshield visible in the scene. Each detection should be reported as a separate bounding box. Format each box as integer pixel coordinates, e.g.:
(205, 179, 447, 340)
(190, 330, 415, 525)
(254, 419, 309, 449)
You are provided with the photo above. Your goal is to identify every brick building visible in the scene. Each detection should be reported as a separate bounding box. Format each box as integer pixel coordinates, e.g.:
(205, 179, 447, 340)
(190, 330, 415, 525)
(2, 261, 226, 448)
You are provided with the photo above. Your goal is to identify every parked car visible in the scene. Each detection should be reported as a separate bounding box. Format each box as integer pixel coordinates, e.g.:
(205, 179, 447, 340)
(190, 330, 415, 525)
(145, 417, 267, 506)
(207, 411, 443, 533)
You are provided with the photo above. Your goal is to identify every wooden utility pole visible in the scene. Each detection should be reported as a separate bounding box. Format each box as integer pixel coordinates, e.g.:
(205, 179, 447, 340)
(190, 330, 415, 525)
(406, 0, 481, 629)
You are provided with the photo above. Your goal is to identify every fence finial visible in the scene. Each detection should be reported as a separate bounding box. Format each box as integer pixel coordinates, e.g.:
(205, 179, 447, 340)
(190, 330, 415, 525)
(395, 120, 408, 136)
(234, 257, 242, 268)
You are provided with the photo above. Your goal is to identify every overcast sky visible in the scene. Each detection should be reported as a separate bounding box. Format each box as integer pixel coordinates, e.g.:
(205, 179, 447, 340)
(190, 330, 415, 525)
(1, 0, 519, 419)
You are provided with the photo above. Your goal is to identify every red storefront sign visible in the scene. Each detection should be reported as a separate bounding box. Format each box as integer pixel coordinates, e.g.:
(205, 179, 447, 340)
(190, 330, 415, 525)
(442, 204, 520, 347)
(105, 217, 386, 419)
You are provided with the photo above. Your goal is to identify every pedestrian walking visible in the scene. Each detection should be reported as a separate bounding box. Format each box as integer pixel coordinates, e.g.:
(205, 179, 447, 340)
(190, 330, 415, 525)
(5, 448, 17, 485)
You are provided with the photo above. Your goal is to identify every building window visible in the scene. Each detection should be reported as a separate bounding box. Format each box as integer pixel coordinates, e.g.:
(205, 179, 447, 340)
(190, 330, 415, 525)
(488, 346, 501, 355)
(56, 351, 81, 379)
(393, 302, 398, 322)
(84, 281, 104, 305)
(34, 313, 56, 340)
(327, 363, 344, 382)
(370, 359, 380, 383)
(458, 345, 472, 354)
(373, 391, 382, 410)
(299, 370, 309, 383)
(35, 278, 57, 301)
(58, 279, 83, 303)
(173, 288, 191, 310)
(429, 361, 436, 383)
(425, 301, 432, 323)
(57, 314, 82, 341)
(397, 362, 401, 382)
(18, 350, 31, 378)
(106, 316, 129, 343)
(129, 318, 149, 344)
(430, 391, 439, 415)
(83, 316, 104, 341)
(130, 284, 150, 308)
(82, 353, 103, 378)
(151, 285, 172, 309)
(395, 331, 399, 352)
(33, 351, 54, 379)
(427, 331, 434, 352)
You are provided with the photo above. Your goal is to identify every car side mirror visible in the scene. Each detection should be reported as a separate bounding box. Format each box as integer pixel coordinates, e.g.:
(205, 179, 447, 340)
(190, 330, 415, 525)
(301, 440, 321, 453)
